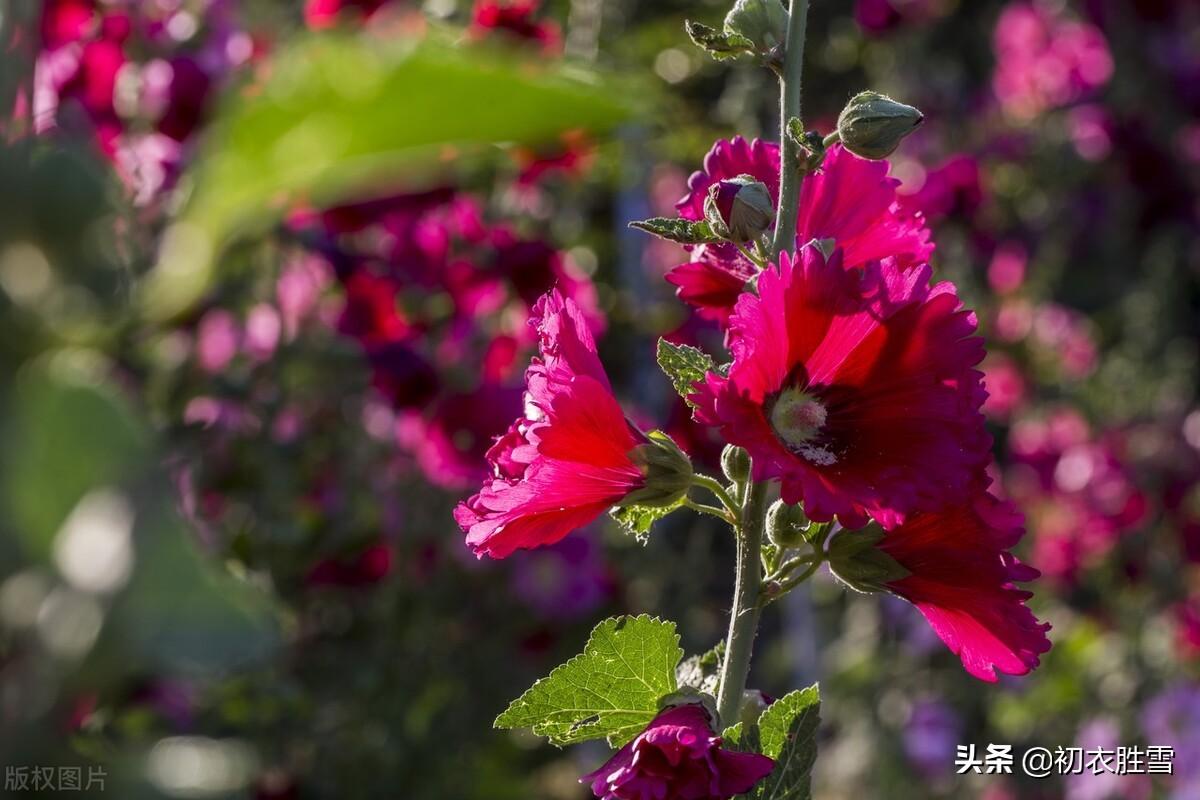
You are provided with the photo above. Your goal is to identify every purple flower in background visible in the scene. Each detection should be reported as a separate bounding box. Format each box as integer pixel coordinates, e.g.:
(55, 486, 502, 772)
(904, 698, 961, 778)
(510, 530, 614, 620)
(1066, 718, 1151, 800)
(1142, 684, 1200, 786)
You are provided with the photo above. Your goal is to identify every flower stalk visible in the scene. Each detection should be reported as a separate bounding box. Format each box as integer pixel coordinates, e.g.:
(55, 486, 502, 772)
(716, 478, 769, 727)
(715, 0, 811, 731)
(769, 0, 811, 261)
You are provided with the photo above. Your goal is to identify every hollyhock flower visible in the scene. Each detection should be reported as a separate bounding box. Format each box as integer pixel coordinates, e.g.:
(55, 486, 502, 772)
(471, 1, 562, 54)
(669, 139, 932, 322)
(691, 246, 989, 528)
(873, 490, 1051, 681)
(580, 704, 774, 800)
(455, 291, 685, 558)
(992, 2, 1113, 120)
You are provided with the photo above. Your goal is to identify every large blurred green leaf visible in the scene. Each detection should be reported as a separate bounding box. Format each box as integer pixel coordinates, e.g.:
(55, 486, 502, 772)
(3, 356, 150, 561)
(107, 504, 279, 673)
(146, 34, 640, 319)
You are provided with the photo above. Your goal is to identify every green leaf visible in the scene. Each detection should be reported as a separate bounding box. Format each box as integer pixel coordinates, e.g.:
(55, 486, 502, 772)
(609, 497, 685, 542)
(657, 339, 717, 405)
(676, 641, 725, 696)
(629, 217, 723, 244)
(723, 721, 762, 756)
(2, 357, 151, 561)
(145, 35, 639, 320)
(495, 615, 683, 747)
(752, 686, 821, 800)
(684, 20, 754, 59)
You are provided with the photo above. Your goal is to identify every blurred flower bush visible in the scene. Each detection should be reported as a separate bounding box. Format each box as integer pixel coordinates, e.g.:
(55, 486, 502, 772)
(0, 0, 1198, 798)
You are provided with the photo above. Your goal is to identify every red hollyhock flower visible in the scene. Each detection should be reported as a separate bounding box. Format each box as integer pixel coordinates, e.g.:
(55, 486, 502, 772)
(691, 245, 989, 529)
(876, 490, 1052, 681)
(454, 291, 648, 558)
(580, 704, 774, 800)
(668, 138, 933, 323)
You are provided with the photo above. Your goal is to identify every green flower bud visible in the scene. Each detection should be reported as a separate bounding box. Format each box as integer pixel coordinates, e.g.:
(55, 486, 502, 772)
(836, 91, 924, 160)
(766, 499, 808, 548)
(826, 526, 911, 594)
(622, 431, 694, 508)
(723, 0, 789, 52)
(721, 445, 751, 485)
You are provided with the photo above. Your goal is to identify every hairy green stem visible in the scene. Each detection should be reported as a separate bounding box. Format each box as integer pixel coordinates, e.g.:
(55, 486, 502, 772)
(769, 0, 811, 262)
(716, 479, 768, 727)
(692, 474, 738, 516)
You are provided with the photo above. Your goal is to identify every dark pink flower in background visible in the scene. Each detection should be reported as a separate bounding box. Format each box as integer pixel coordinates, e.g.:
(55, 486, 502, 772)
(455, 291, 646, 558)
(669, 139, 932, 323)
(304, 0, 392, 29)
(897, 154, 984, 225)
(510, 530, 614, 620)
(876, 490, 1051, 681)
(471, 0, 561, 53)
(992, 1, 1113, 120)
(580, 704, 774, 800)
(691, 246, 989, 529)
(1004, 410, 1147, 582)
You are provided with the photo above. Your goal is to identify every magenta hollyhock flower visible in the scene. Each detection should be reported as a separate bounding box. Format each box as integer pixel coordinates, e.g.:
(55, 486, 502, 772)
(669, 139, 932, 322)
(691, 245, 989, 528)
(580, 704, 774, 800)
(874, 490, 1052, 681)
(454, 290, 648, 558)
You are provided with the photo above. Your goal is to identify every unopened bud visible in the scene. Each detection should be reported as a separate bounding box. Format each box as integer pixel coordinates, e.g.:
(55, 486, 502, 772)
(721, 445, 751, 485)
(724, 0, 789, 52)
(623, 431, 694, 508)
(766, 499, 808, 548)
(836, 91, 924, 160)
(826, 526, 911, 594)
(704, 175, 774, 243)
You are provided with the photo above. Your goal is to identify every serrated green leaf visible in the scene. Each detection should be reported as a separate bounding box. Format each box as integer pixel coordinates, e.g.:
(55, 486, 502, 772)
(785, 117, 806, 148)
(609, 497, 685, 542)
(657, 339, 717, 405)
(752, 686, 820, 800)
(676, 641, 725, 696)
(629, 217, 723, 244)
(495, 615, 683, 747)
(684, 20, 754, 59)
(723, 721, 761, 755)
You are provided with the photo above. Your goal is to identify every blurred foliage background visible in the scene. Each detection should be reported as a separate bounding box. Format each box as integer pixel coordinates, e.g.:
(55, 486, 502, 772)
(1, 0, 1198, 798)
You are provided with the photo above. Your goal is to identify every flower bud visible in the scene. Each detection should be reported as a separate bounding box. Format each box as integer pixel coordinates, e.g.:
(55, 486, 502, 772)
(721, 445, 751, 485)
(723, 0, 789, 52)
(623, 431, 694, 508)
(826, 526, 911, 594)
(704, 175, 774, 243)
(766, 499, 808, 548)
(836, 91, 924, 160)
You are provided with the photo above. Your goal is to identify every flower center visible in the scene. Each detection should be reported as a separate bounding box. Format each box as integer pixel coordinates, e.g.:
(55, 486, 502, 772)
(768, 387, 836, 465)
